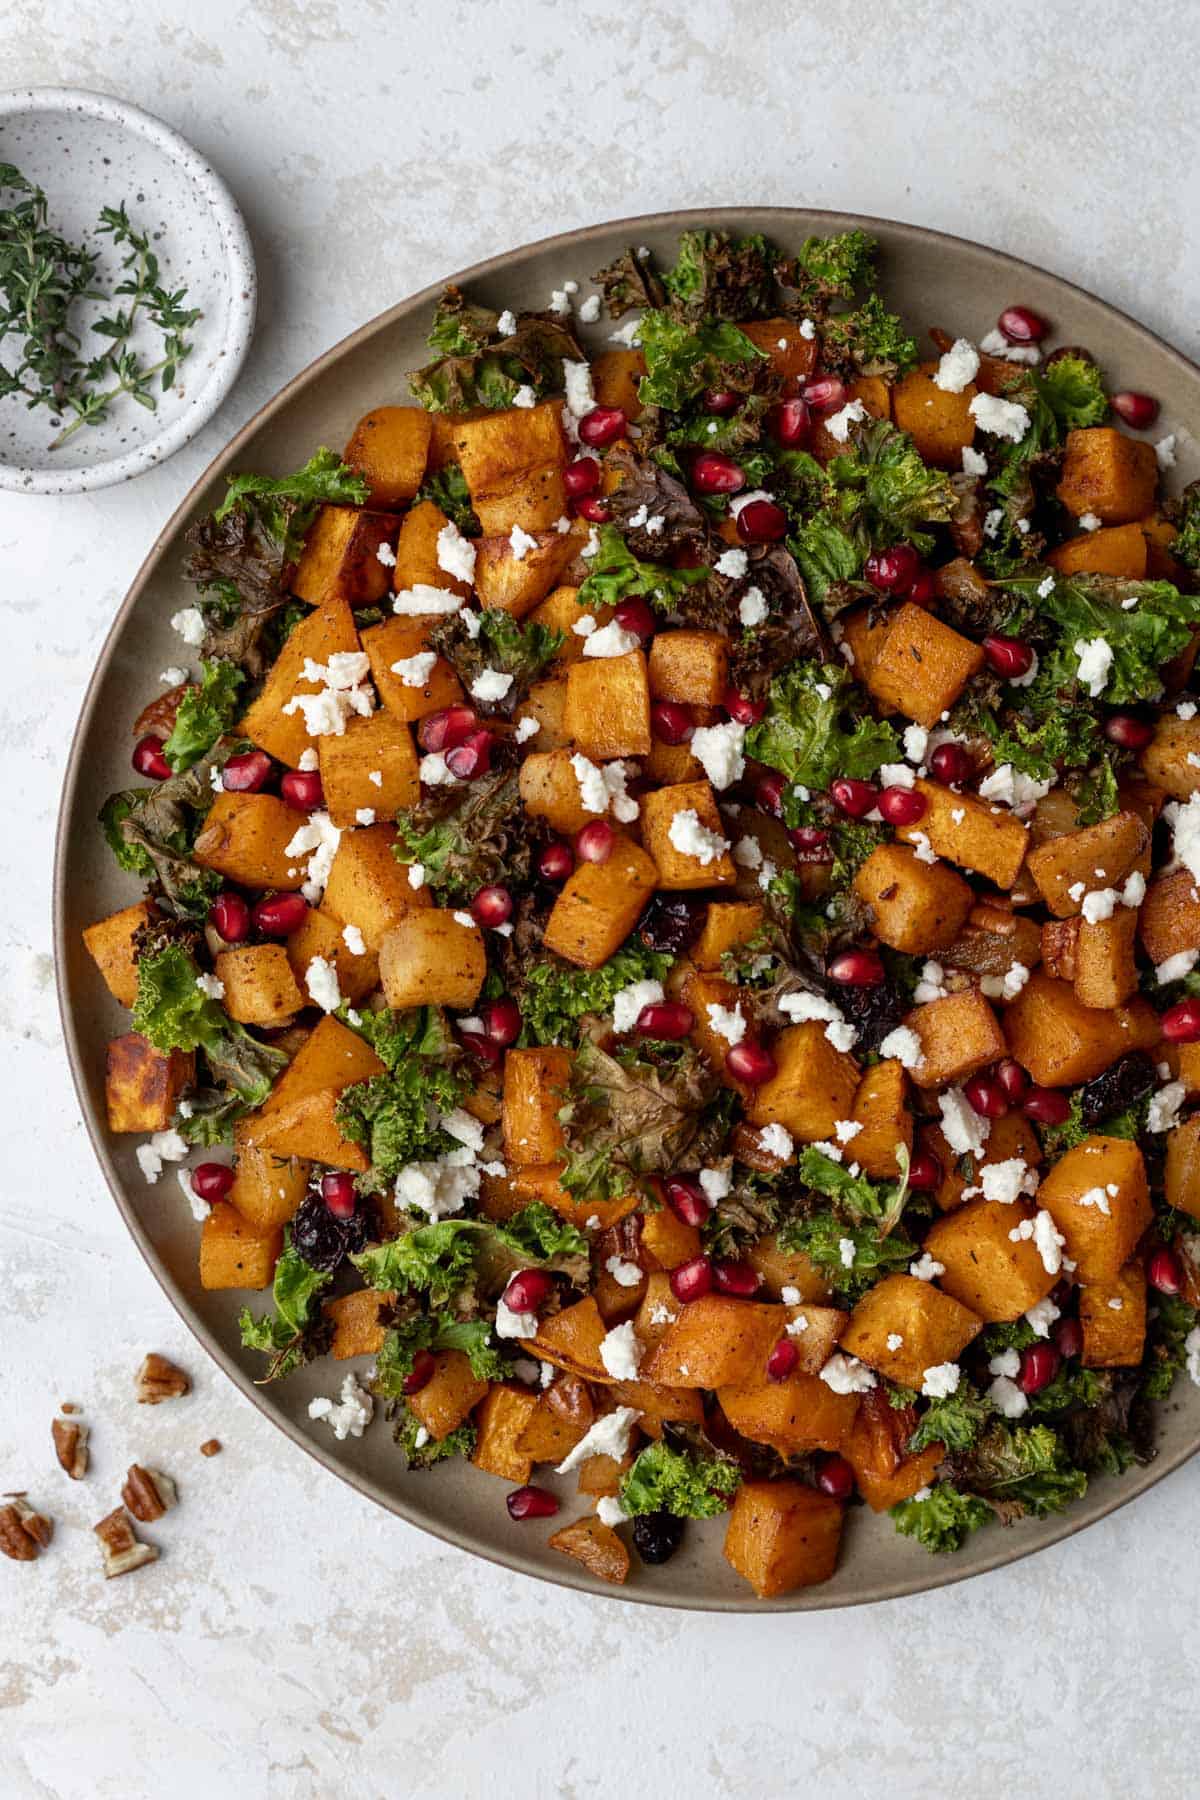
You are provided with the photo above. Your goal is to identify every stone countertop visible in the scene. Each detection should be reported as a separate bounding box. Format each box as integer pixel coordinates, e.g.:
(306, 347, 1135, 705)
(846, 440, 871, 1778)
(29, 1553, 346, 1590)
(2, 3, 1199, 1794)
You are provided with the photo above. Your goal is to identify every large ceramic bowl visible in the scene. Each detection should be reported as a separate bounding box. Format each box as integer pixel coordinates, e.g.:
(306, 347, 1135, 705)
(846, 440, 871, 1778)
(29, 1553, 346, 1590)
(54, 208, 1200, 1609)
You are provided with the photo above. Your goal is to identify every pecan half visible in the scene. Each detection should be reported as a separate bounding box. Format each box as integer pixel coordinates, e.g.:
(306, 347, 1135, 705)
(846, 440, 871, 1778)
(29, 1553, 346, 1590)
(52, 1416, 90, 1480)
(93, 1508, 159, 1578)
(135, 1353, 191, 1404)
(199, 1439, 222, 1458)
(121, 1465, 178, 1524)
(0, 1498, 53, 1561)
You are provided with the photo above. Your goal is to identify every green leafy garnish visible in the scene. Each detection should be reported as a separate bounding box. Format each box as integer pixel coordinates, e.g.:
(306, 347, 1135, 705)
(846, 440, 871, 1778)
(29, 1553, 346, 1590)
(636, 313, 767, 411)
(825, 418, 955, 551)
(784, 229, 878, 307)
(338, 1004, 456, 1071)
(890, 1482, 992, 1554)
(819, 293, 917, 377)
(619, 1440, 742, 1519)
(393, 769, 529, 903)
(132, 941, 286, 1105)
(417, 463, 480, 535)
(238, 1242, 331, 1381)
(660, 229, 777, 320)
(353, 1207, 589, 1310)
(395, 1410, 477, 1468)
(214, 446, 368, 567)
(908, 1387, 994, 1454)
(777, 1211, 916, 1302)
(746, 660, 899, 792)
(796, 1143, 912, 1238)
(1174, 483, 1200, 574)
(161, 660, 245, 773)
(576, 524, 709, 615)
(519, 939, 674, 1046)
(951, 1422, 1087, 1518)
(1011, 572, 1200, 705)
(334, 1057, 470, 1187)
(408, 285, 583, 413)
(374, 1314, 509, 1393)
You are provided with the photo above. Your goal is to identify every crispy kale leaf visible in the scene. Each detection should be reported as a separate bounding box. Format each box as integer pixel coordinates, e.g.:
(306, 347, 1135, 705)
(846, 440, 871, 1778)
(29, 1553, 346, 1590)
(796, 1143, 911, 1238)
(100, 738, 237, 917)
(1039, 354, 1109, 431)
(338, 1004, 457, 1071)
(777, 1210, 916, 1302)
(746, 659, 898, 791)
(890, 1481, 992, 1554)
(908, 1386, 995, 1454)
(826, 418, 956, 551)
(132, 941, 286, 1104)
(409, 285, 583, 413)
(162, 660, 245, 772)
(819, 293, 917, 378)
(393, 769, 532, 902)
(660, 229, 777, 321)
(519, 940, 674, 1046)
(430, 608, 562, 712)
(334, 1059, 470, 1187)
(619, 1440, 742, 1518)
(353, 1208, 588, 1309)
(947, 1422, 1088, 1521)
(1011, 572, 1200, 704)
(1140, 1293, 1198, 1401)
(576, 523, 709, 615)
(214, 448, 369, 562)
(394, 1410, 476, 1468)
(374, 1314, 509, 1393)
(636, 313, 767, 411)
(238, 1241, 331, 1382)
(782, 230, 878, 308)
(590, 246, 666, 318)
(558, 1040, 718, 1199)
(787, 513, 864, 605)
(1174, 481, 1200, 575)
(416, 463, 480, 536)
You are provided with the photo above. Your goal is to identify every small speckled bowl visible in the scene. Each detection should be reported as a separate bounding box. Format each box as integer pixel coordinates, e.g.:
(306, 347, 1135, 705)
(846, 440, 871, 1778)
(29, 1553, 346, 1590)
(0, 87, 255, 494)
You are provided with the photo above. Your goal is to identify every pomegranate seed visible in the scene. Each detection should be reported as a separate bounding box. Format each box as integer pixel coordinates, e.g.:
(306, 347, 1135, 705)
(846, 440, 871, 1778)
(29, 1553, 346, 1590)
(721, 685, 766, 726)
(665, 1178, 709, 1228)
(575, 819, 615, 864)
(1148, 1246, 1185, 1297)
(816, 1454, 855, 1501)
(252, 892, 309, 937)
(735, 497, 788, 543)
(725, 1041, 777, 1086)
(578, 405, 627, 448)
(906, 1150, 943, 1192)
(929, 742, 971, 785)
(789, 824, 830, 853)
(690, 451, 745, 495)
(575, 495, 611, 523)
(906, 567, 937, 606)
(321, 1172, 358, 1219)
(864, 543, 920, 594)
(613, 596, 655, 640)
(1162, 998, 1200, 1043)
(982, 634, 1035, 680)
(670, 1256, 714, 1304)
(538, 841, 574, 882)
(830, 776, 879, 818)
(506, 1484, 560, 1521)
(1110, 390, 1159, 429)
(801, 375, 847, 414)
(713, 1260, 762, 1298)
(208, 891, 250, 944)
(403, 1350, 437, 1395)
(827, 949, 885, 987)
(766, 1337, 799, 1381)
(963, 1073, 1009, 1118)
(1022, 1086, 1071, 1125)
(471, 884, 513, 927)
(418, 705, 477, 754)
(190, 1162, 234, 1202)
(504, 1269, 553, 1315)
(770, 397, 810, 446)
(461, 1029, 503, 1067)
(1018, 1343, 1061, 1396)
(996, 1058, 1029, 1103)
(563, 456, 601, 498)
(878, 785, 927, 827)
(703, 388, 740, 416)
(445, 729, 493, 780)
(1104, 713, 1154, 750)
(132, 735, 172, 780)
(636, 1001, 694, 1039)
(1054, 1316, 1083, 1360)
(482, 997, 522, 1046)
(280, 769, 324, 811)
(221, 749, 274, 792)
(997, 304, 1049, 345)
(652, 700, 694, 744)
(755, 771, 786, 816)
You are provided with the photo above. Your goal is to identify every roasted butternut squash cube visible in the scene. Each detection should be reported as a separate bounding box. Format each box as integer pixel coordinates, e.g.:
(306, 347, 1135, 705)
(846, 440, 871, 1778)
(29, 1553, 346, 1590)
(723, 1480, 843, 1597)
(853, 842, 973, 954)
(903, 989, 1006, 1088)
(252, 1089, 370, 1171)
(1075, 906, 1139, 1009)
(292, 506, 396, 609)
(214, 944, 304, 1028)
(239, 598, 362, 770)
(1139, 869, 1200, 963)
(514, 676, 570, 751)
(564, 648, 652, 760)
(839, 601, 896, 687)
(897, 780, 1028, 891)
(407, 1350, 489, 1441)
(923, 1198, 1058, 1321)
(502, 1045, 571, 1165)
(193, 792, 307, 891)
(450, 399, 568, 534)
(647, 629, 729, 705)
(83, 899, 158, 1009)
(719, 1372, 860, 1455)
(361, 614, 465, 725)
(106, 1033, 193, 1133)
(283, 906, 378, 1006)
(1141, 512, 1183, 579)
(228, 1120, 309, 1232)
(849, 1058, 912, 1178)
(343, 406, 431, 509)
(846, 1432, 943, 1514)
(514, 1373, 595, 1463)
(977, 1109, 1043, 1176)
(1139, 717, 1200, 801)
(1166, 1112, 1200, 1221)
(1079, 1262, 1147, 1367)
(1003, 971, 1160, 1087)
(747, 1022, 859, 1143)
(640, 1207, 701, 1272)
(642, 1295, 785, 1389)
(692, 900, 765, 972)
(919, 1120, 968, 1213)
(200, 1203, 281, 1290)
(740, 317, 821, 383)
(324, 1287, 392, 1360)
(393, 497, 473, 597)
(542, 838, 658, 968)
(504, 1163, 639, 1234)
(1047, 522, 1148, 579)
(258, 1013, 384, 1117)
(865, 602, 985, 728)
(475, 527, 581, 618)
(590, 348, 647, 418)
(529, 584, 613, 670)
(378, 908, 486, 1009)
(1025, 810, 1149, 917)
(891, 361, 976, 467)
(641, 778, 736, 890)
(518, 747, 594, 834)
(318, 710, 419, 828)
(1036, 1136, 1151, 1282)
(322, 822, 429, 954)
(471, 1384, 540, 1482)
(1057, 427, 1158, 524)
(839, 1273, 982, 1391)
(745, 1232, 834, 1303)
(518, 1295, 610, 1381)
(548, 1514, 630, 1585)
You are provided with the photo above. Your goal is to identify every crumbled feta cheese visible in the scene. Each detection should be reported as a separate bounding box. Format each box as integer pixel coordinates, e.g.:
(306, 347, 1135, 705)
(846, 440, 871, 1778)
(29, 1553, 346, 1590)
(1155, 434, 1177, 471)
(1074, 636, 1113, 698)
(1024, 1295, 1062, 1339)
(780, 1285, 802, 1306)
(1148, 1080, 1187, 1134)
(609, 317, 643, 349)
(195, 971, 225, 1000)
(599, 1320, 643, 1380)
(515, 715, 539, 743)
(733, 834, 763, 869)
(556, 1406, 641, 1474)
(175, 1166, 212, 1222)
(595, 1495, 629, 1527)
(508, 524, 539, 561)
(282, 654, 375, 737)
(578, 295, 602, 325)
(470, 668, 515, 703)
(612, 978, 665, 1035)
(375, 540, 396, 568)
(496, 309, 517, 337)
(902, 724, 929, 764)
(939, 1086, 991, 1156)
(1156, 950, 1199, 984)
(461, 608, 482, 639)
(160, 664, 189, 687)
(604, 1258, 643, 1293)
(583, 620, 643, 658)
(979, 1157, 1036, 1204)
(171, 606, 207, 645)
(977, 763, 1051, 813)
(1081, 887, 1117, 923)
(698, 1168, 731, 1207)
(573, 613, 598, 638)
(284, 810, 342, 903)
(1078, 511, 1102, 532)
(495, 1297, 539, 1340)
(757, 1122, 794, 1161)
(824, 398, 868, 442)
(838, 1238, 856, 1269)
(569, 751, 638, 821)
(910, 832, 937, 865)
(391, 650, 438, 688)
(304, 955, 342, 1014)
(1185, 1326, 1200, 1388)
(886, 1333, 904, 1353)
(341, 924, 366, 957)
(819, 1354, 877, 1395)
(978, 327, 1040, 366)
(969, 392, 1030, 442)
(407, 862, 426, 890)
(512, 384, 536, 408)
(706, 1001, 747, 1045)
(689, 720, 745, 790)
(548, 288, 572, 315)
(879, 762, 916, 790)
(933, 338, 980, 393)
(135, 1128, 189, 1185)
(668, 808, 730, 865)
(394, 1148, 481, 1222)
(913, 959, 950, 1004)
(308, 1374, 374, 1441)
(988, 1375, 1029, 1418)
(921, 1362, 961, 1399)
(961, 445, 988, 476)
(910, 1253, 946, 1282)
(715, 547, 749, 579)
(738, 586, 769, 628)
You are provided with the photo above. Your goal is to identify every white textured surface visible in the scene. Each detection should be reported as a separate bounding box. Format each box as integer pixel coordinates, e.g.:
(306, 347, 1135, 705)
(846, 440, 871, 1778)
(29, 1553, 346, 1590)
(3, 3, 1200, 1795)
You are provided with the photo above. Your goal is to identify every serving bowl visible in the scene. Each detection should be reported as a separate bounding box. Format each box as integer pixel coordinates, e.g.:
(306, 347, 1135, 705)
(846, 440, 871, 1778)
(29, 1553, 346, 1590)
(54, 207, 1200, 1608)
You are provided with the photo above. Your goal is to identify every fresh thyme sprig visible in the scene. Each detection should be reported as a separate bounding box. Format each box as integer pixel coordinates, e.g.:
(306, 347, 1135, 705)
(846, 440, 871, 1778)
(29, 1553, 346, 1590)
(0, 165, 201, 450)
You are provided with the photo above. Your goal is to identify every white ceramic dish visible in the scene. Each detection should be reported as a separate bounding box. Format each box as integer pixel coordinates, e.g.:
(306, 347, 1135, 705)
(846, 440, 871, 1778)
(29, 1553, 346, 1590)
(0, 87, 256, 494)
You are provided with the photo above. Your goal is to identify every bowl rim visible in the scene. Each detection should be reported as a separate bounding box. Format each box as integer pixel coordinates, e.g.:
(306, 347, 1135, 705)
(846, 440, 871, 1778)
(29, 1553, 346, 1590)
(0, 84, 256, 495)
(53, 203, 1200, 1611)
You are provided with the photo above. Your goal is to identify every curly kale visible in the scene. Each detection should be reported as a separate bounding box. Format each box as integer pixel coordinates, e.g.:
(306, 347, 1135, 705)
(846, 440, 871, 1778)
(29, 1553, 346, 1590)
(393, 769, 533, 902)
(619, 1440, 742, 1519)
(430, 607, 562, 711)
(1174, 481, 1200, 575)
(745, 659, 899, 792)
(238, 1240, 332, 1382)
(777, 1211, 917, 1302)
(891, 1482, 993, 1554)
(558, 1040, 718, 1203)
(334, 1058, 470, 1188)
(795, 1143, 912, 1238)
(590, 246, 666, 318)
(353, 1208, 589, 1311)
(659, 229, 778, 321)
(819, 293, 917, 378)
(946, 1422, 1088, 1522)
(161, 660, 245, 772)
(781, 229, 879, 308)
(576, 523, 709, 615)
(408, 285, 584, 413)
(416, 463, 480, 536)
(1008, 572, 1200, 705)
(908, 1386, 995, 1454)
(636, 312, 767, 411)
(395, 1409, 477, 1468)
(519, 939, 674, 1046)
(374, 1314, 510, 1394)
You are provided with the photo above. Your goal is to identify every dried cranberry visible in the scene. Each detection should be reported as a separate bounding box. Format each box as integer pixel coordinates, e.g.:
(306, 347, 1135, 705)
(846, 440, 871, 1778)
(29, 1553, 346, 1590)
(637, 893, 705, 955)
(632, 1511, 684, 1564)
(1077, 1051, 1156, 1127)
(290, 1190, 369, 1272)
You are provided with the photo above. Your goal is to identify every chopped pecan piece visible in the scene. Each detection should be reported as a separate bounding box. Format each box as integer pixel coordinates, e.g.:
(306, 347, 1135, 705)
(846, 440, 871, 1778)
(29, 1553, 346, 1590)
(135, 1353, 191, 1404)
(93, 1507, 159, 1578)
(199, 1439, 222, 1458)
(52, 1415, 90, 1479)
(121, 1465, 178, 1523)
(0, 1497, 53, 1561)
